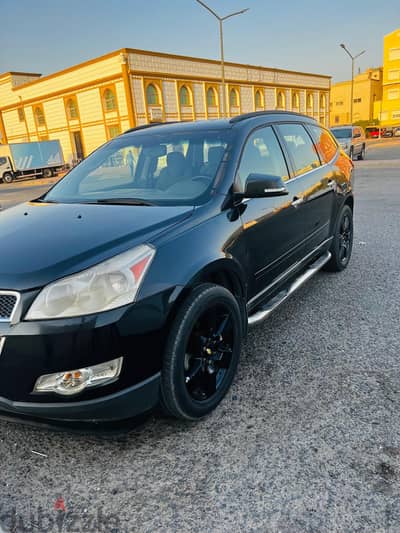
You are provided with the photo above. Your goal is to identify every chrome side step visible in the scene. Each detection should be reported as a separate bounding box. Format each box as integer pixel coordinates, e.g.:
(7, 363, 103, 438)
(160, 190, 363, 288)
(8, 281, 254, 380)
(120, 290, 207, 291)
(248, 251, 331, 326)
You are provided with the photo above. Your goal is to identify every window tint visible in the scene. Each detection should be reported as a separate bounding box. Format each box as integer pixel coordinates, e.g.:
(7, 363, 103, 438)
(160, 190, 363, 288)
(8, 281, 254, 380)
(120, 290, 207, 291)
(307, 125, 337, 164)
(237, 126, 289, 190)
(45, 129, 232, 206)
(277, 123, 320, 176)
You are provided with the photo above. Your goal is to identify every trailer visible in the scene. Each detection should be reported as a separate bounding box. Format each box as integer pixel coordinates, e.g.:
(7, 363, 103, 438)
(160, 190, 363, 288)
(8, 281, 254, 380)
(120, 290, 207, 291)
(0, 140, 65, 184)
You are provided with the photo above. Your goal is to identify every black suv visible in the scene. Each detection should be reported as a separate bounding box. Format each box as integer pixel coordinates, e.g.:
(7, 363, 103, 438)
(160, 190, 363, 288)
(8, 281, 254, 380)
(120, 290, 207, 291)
(0, 111, 354, 424)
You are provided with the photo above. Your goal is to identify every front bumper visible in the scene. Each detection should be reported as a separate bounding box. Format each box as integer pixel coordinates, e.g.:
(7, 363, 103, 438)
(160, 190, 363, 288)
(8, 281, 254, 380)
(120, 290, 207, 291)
(0, 288, 176, 422)
(0, 372, 160, 422)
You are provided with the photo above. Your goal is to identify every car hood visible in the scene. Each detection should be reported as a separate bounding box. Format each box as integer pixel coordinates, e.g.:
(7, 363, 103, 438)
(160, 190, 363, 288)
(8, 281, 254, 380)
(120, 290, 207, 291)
(0, 201, 194, 290)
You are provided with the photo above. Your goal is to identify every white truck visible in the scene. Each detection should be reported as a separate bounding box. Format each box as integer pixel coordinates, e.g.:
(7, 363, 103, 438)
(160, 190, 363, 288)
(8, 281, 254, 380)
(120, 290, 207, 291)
(0, 140, 65, 184)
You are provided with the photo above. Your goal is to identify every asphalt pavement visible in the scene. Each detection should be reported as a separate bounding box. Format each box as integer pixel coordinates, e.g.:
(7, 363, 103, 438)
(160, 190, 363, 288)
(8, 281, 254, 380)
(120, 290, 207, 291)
(0, 139, 400, 532)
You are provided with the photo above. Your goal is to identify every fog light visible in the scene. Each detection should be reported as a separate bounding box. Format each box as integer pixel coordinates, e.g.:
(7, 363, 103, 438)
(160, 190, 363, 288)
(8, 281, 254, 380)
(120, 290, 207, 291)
(33, 357, 123, 396)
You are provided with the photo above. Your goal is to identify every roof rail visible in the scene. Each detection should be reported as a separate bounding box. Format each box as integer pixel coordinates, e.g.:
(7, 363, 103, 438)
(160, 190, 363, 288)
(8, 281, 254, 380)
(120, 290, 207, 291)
(229, 110, 317, 124)
(123, 121, 180, 134)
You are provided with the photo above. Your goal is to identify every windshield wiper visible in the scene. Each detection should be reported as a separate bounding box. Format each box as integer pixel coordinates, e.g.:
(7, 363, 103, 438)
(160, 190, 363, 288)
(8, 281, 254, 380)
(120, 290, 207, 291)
(94, 198, 155, 206)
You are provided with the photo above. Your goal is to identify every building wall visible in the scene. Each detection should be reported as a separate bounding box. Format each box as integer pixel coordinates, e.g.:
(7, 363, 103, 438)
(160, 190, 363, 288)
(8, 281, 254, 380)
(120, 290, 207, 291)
(0, 48, 331, 164)
(378, 29, 400, 126)
(330, 68, 382, 125)
(126, 49, 330, 128)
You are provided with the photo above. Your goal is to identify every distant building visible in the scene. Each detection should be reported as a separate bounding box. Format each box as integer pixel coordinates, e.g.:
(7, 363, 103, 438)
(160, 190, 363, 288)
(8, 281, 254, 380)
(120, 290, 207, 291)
(329, 68, 383, 126)
(374, 28, 400, 127)
(0, 49, 331, 164)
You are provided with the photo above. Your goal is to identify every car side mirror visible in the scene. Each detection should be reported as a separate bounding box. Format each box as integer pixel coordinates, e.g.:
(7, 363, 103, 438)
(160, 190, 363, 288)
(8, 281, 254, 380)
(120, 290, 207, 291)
(241, 173, 289, 199)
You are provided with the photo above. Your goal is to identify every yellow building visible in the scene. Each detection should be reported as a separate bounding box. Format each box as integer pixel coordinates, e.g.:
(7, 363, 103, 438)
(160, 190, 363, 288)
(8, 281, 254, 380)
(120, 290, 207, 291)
(330, 68, 382, 125)
(374, 28, 400, 127)
(0, 48, 331, 164)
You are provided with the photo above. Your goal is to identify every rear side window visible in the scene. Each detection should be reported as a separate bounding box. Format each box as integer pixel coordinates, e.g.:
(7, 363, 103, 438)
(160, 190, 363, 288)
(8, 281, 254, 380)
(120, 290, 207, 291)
(307, 125, 338, 164)
(237, 126, 289, 190)
(277, 123, 320, 176)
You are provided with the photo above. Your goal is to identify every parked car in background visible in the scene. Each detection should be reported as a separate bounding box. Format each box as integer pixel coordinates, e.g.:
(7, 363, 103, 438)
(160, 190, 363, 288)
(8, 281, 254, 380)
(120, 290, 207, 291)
(382, 127, 394, 137)
(365, 126, 380, 139)
(0, 111, 354, 425)
(0, 140, 65, 184)
(330, 125, 366, 160)
(393, 127, 400, 137)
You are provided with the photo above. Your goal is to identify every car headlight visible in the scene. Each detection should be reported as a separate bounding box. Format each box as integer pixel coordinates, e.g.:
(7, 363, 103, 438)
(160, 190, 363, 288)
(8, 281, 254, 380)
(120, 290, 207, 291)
(26, 244, 155, 319)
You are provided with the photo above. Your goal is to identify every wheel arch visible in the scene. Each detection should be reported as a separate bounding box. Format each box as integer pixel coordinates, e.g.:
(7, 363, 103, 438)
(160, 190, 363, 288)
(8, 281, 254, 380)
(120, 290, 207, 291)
(344, 193, 354, 212)
(166, 258, 248, 336)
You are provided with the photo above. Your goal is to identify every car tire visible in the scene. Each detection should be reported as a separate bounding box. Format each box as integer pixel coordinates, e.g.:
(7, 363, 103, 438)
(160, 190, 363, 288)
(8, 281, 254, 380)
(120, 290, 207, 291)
(357, 145, 366, 160)
(324, 204, 353, 272)
(3, 172, 13, 184)
(42, 168, 53, 178)
(160, 283, 242, 420)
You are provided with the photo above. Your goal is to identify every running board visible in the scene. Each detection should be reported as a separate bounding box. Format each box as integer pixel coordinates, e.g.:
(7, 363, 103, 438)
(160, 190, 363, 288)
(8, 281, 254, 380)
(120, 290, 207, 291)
(248, 251, 331, 326)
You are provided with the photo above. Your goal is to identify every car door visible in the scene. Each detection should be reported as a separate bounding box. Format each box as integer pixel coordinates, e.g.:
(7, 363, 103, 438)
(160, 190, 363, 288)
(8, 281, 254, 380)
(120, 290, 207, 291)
(277, 123, 337, 256)
(236, 125, 309, 299)
(352, 127, 363, 155)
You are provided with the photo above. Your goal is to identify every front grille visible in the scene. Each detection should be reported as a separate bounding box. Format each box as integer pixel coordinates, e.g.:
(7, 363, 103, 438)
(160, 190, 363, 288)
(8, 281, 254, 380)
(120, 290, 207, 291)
(0, 293, 18, 321)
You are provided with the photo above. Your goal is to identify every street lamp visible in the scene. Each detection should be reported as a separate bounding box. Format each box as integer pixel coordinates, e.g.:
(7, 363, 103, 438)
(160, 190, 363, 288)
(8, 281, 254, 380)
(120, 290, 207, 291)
(195, 0, 249, 117)
(340, 43, 366, 125)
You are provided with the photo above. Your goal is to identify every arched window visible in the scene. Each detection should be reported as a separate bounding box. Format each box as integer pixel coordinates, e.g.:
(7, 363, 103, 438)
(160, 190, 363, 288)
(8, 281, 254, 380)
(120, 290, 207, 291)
(292, 91, 300, 109)
(277, 91, 285, 109)
(103, 88, 117, 112)
(179, 86, 191, 106)
(307, 93, 313, 109)
(65, 98, 78, 120)
(146, 84, 159, 106)
(255, 90, 263, 109)
(320, 94, 326, 109)
(230, 88, 239, 107)
(34, 106, 46, 127)
(207, 87, 217, 106)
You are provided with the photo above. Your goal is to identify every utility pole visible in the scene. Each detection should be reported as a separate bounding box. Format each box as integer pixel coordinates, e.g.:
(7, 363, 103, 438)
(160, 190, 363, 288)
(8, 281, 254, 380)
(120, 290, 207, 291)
(340, 44, 366, 124)
(195, 0, 249, 118)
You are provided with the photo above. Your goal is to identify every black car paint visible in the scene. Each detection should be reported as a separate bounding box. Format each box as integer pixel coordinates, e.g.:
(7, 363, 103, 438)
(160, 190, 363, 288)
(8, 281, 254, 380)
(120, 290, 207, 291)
(0, 112, 353, 423)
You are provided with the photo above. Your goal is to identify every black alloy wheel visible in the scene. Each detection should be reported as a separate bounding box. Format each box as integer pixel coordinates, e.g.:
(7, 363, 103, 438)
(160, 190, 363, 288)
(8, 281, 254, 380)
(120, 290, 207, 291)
(161, 283, 242, 420)
(184, 304, 234, 401)
(324, 204, 354, 272)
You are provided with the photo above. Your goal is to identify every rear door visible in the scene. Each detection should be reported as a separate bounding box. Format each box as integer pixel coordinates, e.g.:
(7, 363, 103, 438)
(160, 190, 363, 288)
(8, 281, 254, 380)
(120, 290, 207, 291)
(277, 123, 337, 255)
(237, 125, 310, 298)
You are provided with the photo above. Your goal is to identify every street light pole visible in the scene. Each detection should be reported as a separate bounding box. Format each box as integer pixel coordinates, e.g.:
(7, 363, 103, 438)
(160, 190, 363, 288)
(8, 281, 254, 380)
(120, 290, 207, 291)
(340, 44, 366, 125)
(195, 0, 249, 118)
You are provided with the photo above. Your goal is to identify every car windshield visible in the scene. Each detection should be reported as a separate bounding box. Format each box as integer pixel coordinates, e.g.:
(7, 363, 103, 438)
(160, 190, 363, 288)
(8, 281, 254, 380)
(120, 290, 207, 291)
(330, 128, 352, 139)
(44, 128, 233, 206)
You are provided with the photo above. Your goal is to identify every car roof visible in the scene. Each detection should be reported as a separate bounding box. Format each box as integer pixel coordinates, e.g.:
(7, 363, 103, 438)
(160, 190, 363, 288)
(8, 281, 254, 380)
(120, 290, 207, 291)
(122, 111, 318, 137)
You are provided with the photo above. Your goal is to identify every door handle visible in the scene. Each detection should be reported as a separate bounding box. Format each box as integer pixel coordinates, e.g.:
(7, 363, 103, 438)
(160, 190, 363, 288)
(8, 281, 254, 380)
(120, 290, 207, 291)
(291, 196, 304, 207)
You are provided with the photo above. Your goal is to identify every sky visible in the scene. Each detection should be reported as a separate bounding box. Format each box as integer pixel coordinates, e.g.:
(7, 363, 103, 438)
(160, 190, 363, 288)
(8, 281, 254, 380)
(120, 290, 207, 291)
(0, 0, 398, 83)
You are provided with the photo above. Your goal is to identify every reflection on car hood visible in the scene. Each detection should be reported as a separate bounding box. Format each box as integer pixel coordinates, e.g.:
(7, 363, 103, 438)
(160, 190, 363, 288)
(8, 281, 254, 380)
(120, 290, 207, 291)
(0, 201, 194, 290)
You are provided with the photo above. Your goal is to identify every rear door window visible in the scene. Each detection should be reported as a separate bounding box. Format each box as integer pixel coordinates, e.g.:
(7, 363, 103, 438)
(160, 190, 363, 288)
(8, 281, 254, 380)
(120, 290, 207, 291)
(277, 123, 321, 176)
(307, 125, 338, 164)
